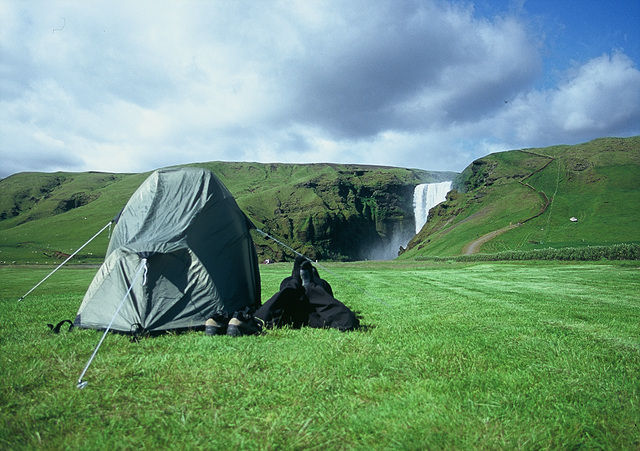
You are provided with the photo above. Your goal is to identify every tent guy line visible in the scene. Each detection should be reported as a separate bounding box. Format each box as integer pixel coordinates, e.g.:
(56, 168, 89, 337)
(17, 220, 113, 302)
(77, 257, 148, 390)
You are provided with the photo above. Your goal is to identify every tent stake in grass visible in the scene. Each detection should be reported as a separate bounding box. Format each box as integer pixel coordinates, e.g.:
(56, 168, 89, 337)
(77, 257, 148, 389)
(18, 221, 113, 302)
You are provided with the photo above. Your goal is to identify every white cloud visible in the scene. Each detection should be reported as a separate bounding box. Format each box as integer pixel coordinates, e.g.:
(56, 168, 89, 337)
(1, 0, 639, 179)
(552, 53, 640, 133)
(492, 52, 640, 146)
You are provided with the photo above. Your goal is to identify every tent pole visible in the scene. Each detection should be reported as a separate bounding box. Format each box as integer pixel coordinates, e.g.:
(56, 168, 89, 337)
(18, 220, 113, 302)
(77, 257, 147, 389)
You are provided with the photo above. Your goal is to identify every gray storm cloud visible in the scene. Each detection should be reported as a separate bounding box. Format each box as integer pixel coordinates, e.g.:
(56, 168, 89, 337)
(0, 0, 638, 178)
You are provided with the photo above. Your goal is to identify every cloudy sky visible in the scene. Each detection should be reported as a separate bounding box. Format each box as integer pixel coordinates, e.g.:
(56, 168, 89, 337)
(1, 0, 639, 179)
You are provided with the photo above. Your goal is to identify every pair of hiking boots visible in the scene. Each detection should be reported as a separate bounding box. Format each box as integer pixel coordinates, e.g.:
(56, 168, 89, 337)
(204, 310, 263, 337)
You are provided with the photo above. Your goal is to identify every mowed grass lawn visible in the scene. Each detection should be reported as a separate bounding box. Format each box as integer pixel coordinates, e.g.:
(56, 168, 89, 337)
(1, 260, 638, 449)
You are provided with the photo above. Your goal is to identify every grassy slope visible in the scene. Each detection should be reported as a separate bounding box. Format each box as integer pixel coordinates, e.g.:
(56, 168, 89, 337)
(1, 261, 638, 449)
(502, 141, 640, 250)
(401, 137, 640, 258)
(2, 137, 637, 263)
(0, 163, 452, 263)
(0, 172, 148, 263)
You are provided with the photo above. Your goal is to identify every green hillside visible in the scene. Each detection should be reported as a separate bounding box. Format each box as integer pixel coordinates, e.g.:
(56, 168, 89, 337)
(2, 137, 637, 264)
(401, 137, 640, 258)
(0, 163, 452, 264)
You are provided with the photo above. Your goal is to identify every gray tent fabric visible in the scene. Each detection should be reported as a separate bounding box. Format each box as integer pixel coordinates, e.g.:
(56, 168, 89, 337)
(74, 167, 261, 333)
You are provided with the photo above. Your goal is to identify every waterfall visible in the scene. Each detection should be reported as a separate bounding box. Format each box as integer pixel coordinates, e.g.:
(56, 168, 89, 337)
(413, 181, 452, 234)
(362, 180, 453, 260)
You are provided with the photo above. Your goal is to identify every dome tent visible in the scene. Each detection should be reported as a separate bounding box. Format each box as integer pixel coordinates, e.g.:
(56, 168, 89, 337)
(74, 167, 261, 334)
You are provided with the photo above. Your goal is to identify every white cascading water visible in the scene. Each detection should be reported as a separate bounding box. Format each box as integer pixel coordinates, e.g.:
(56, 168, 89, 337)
(413, 181, 452, 234)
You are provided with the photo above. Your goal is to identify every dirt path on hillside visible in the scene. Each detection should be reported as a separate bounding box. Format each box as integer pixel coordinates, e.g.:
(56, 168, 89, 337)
(462, 224, 520, 255)
(461, 150, 556, 255)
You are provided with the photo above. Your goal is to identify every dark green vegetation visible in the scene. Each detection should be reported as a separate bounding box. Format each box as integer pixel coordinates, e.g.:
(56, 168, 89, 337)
(1, 136, 638, 264)
(0, 164, 453, 263)
(402, 137, 640, 258)
(198, 163, 452, 261)
(422, 243, 640, 262)
(1, 261, 638, 449)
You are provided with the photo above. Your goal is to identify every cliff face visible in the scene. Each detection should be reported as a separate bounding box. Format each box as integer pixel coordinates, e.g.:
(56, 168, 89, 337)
(289, 177, 413, 260)
(229, 164, 456, 261)
(0, 162, 456, 263)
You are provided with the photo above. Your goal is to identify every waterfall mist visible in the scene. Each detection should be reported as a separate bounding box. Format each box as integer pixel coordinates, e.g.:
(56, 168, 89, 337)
(362, 227, 415, 261)
(362, 180, 452, 260)
(413, 181, 452, 234)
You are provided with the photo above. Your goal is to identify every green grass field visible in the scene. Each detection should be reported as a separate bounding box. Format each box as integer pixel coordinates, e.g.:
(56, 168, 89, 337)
(1, 261, 639, 449)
